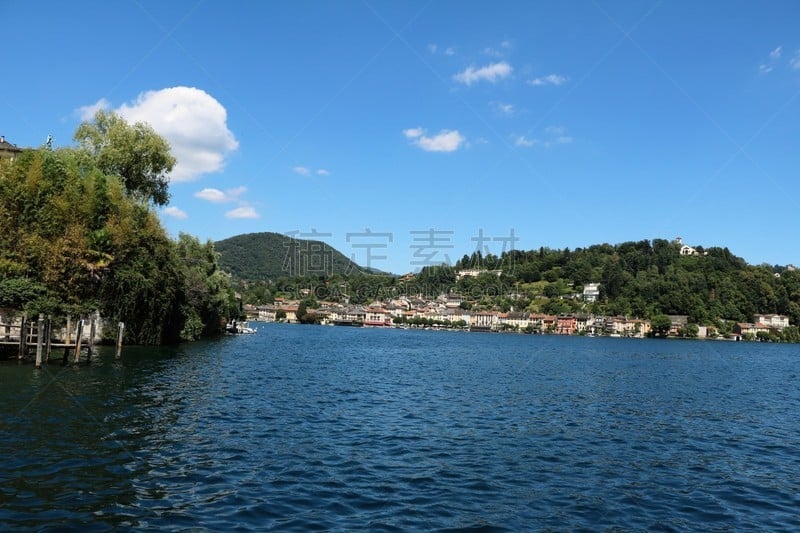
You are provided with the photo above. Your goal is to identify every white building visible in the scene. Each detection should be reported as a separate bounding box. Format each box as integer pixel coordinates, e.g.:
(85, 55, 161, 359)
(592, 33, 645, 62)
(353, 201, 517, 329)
(753, 314, 790, 330)
(583, 283, 600, 303)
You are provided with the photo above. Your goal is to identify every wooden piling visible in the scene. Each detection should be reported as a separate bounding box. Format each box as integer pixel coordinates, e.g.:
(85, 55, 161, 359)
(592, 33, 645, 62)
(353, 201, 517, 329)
(35, 315, 44, 369)
(44, 316, 52, 363)
(115, 322, 124, 360)
(73, 319, 84, 365)
(18, 313, 27, 360)
(86, 319, 96, 364)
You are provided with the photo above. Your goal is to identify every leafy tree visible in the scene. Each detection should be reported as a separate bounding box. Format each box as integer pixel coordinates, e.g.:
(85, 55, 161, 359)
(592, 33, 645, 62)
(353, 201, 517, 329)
(0, 122, 239, 345)
(74, 110, 175, 206)
(651, 314, 672, 337)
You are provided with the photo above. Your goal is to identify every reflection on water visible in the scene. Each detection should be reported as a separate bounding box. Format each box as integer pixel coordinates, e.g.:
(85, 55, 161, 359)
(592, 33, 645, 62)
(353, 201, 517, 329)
(2, 326, 799, 530)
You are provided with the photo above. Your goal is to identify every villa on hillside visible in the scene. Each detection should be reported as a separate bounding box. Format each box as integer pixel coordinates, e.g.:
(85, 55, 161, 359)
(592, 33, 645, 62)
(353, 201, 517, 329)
(582, 283, 600, 302)
(0, 136, 22, 161)
(456, 269, 502, 281)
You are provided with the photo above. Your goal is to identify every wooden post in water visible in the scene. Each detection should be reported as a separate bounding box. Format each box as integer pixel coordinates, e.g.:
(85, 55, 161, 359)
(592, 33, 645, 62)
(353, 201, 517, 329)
(86, 318, 96, 364)
(44, 315, 53, 364)
(115, 322, 124, 360)
(63, 315, 72, 363)
(73, 319, 84, 365)
(35, 315, 44, 369)
(18, 313, 27, 360)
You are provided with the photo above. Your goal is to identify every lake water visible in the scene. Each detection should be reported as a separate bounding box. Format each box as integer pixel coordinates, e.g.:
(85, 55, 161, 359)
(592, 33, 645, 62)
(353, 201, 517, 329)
(2, 324, 799, 531)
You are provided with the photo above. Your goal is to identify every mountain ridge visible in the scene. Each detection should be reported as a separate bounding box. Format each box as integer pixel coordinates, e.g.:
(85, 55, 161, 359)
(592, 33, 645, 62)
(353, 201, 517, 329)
(215, 232, 368, 280)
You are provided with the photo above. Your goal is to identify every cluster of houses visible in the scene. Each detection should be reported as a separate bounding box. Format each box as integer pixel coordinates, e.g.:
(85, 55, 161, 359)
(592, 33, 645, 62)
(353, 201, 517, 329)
(732, 314, 792, 339)
(242, 293, 794, 339)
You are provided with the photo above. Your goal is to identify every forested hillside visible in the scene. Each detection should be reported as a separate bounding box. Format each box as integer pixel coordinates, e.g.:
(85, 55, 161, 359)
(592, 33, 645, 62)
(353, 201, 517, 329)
(0, 112, 238, 344)
(448, 240, 800, 325)
(215, 232, 366, 280)
(238, 238, 800, 329)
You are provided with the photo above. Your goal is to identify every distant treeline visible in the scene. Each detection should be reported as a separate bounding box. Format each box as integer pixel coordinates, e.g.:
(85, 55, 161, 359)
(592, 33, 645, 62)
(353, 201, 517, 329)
(235, 239, 800, 329)
(0, 112, 239, 344)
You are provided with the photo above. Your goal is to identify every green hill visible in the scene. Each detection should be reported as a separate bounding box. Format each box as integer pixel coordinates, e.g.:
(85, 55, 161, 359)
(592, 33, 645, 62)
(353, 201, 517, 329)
(215, 232, 366, 280)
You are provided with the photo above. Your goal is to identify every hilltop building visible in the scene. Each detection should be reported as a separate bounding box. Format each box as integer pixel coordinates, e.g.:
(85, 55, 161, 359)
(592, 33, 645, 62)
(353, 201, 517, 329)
(0, 136, 22, 161)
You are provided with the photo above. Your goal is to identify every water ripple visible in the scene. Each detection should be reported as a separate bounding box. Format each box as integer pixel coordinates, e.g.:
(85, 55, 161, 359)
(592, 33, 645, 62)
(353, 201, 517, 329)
(2, 329, 800, 530)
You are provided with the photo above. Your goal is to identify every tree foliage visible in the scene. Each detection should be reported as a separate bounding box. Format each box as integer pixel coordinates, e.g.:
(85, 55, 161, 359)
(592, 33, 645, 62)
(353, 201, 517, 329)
(74, 111, 175, 206)
(228, 238, 800, 338)
(0, 119, 236, 344)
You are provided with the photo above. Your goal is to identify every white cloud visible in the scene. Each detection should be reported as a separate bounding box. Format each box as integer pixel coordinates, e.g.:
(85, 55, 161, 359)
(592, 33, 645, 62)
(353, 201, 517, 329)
(225, 206, 260, 219)
(515, 136, 538, 147)
(76, 98, 111, 121)
(515, 127, 573, 148)
(163, 206, 188, 219)
(293, 166, 311, 176)
(194, 186, 247, 203)
(404, 128, 465, 152)
(528, 74, 568, 86)
(428, 44, 455, 56)
(759, 45, 790, 74)
(294, 165, 329, 176)
(195, 188, 226, 202)
(491, 101, 515, 115)
(403, 127, 425, 139)
(483, 47, 503, 57)
(114, 86, 238, 182)
(544, 126, 573, 146)
(418, 131, 465, 152)
(453, 62, 512, 86)
(791, 50, 800, 70)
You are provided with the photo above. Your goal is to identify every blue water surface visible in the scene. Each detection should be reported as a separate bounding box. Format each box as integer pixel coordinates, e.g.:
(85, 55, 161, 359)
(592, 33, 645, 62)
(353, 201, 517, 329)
(2, 325, 799, 530)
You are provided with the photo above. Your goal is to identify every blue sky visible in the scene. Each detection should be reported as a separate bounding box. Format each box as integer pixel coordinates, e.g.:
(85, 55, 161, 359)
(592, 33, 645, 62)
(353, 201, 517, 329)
(3, 1, 799, 274)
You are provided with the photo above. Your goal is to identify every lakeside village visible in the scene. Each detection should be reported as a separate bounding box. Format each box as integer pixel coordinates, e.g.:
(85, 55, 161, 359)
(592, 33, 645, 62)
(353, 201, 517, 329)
(241, 270, 794, 342)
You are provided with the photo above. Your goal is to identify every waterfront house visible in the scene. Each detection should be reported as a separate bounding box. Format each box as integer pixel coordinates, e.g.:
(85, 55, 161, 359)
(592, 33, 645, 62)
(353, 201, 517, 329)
(470, 311, 499, 331)
(281, 305, 299, 323)
(575, 313, 592, 333)
(733, 322, 771, 337)
(500, 311, 531, 331)
(257, 305, 277, 322)
(365, 307, 391, 326)
(556, 314, 577, 335)
(330, 306, 366, 325)
(667, 315, 689, 336)
(752, 314, 790, 330)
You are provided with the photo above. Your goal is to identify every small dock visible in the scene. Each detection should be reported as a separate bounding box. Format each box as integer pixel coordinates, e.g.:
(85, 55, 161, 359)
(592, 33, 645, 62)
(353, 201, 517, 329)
(1, 315, 124, 368)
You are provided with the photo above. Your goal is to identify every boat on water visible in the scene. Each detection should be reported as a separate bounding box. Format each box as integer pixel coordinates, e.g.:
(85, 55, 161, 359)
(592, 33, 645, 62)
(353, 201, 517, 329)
(226, 320, 257, 334)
